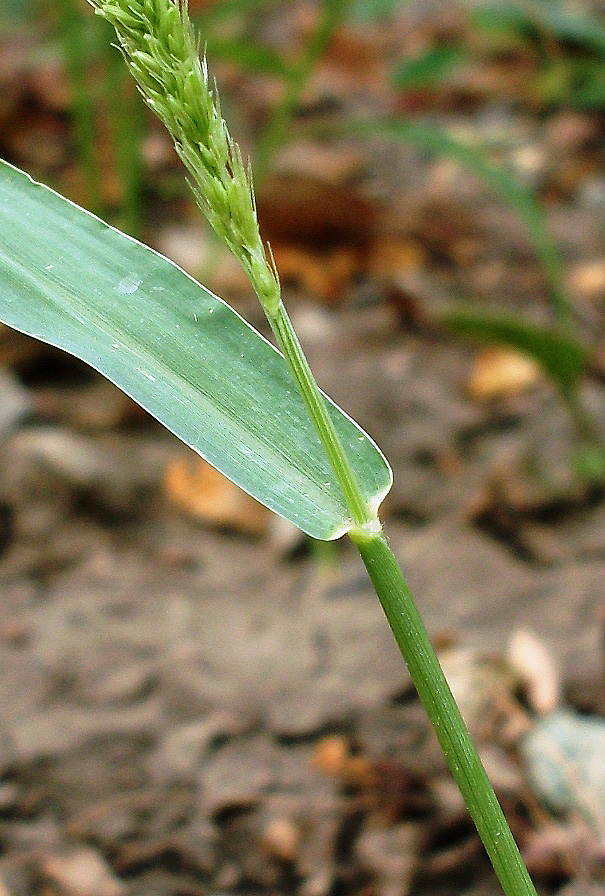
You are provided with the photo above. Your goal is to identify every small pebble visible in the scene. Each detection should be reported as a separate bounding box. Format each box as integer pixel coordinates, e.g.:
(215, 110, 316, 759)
(508, 629, 561, 714)
(262, 817, 300, 863)
(41, 847, 126, 896)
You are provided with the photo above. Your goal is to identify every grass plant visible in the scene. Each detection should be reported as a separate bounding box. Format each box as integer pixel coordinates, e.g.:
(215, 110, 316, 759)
(54, 0, 144, 233)
(472, 0, 605, 109)
(253, 0, 355, 176)
(56, 0, 105, 215)
(0, 2, 552, 893)
(106, 54, 145, 236)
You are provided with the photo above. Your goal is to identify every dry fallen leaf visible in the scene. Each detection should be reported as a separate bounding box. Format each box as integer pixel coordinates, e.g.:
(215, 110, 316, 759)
(567, 260, 605, 303)
(310, 735, 350, 777)
(41, 847, 126, 896)
(467, 347, 543, 401)
(258, 175, 376, 247)
(368, 235, 427, 284)
(273, 244, 359, 303)
(165, 455, 270, 536)
(261, 817, 301, 863)
(439, 646, 526, 744)
(508, 629, 561, 715)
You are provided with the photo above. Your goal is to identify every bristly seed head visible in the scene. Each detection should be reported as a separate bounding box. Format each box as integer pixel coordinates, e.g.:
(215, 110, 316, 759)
(87, 0, 281, 315)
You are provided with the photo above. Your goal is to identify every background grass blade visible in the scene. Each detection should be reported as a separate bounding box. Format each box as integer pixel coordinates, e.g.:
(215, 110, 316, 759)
(0, 160, 391, 539)
(473, 2, 605, 56)
(393, 45, 465, 89)
(56, 0, 104, 216)
(206, 35, 293, 78)
(254, 0, 355, 175)
(441, 307, 586, 396)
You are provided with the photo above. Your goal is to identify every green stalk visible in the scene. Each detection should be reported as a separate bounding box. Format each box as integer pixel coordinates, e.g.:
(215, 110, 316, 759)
(266, 291, 538, 893)
(264, 271, 537, 896)
(350, 530, 538, 896)
(267, 284, 537, 896)
(265, 298, 537, 896)
(268, 301, 373, 530)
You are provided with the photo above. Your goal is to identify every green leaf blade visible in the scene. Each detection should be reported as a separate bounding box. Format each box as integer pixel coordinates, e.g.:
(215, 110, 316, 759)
(393, 46, 465, 90)
(0, 160, 391, 539)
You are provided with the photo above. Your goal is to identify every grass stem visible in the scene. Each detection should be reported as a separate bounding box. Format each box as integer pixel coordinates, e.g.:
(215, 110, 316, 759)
(269, 300, 375, 530)
(349, 529, 538, 896)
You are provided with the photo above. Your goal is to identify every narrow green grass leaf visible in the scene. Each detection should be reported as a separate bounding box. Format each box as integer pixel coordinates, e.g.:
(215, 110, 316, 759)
(206, 35, 292, 78)
(0, 160, 391, 539)
(473, 2, 605, 57)
(393, 46, 465, 89)
(255, 0, 355, 173)
(348, 0, 407, 24)
(542, 5, 605, 55)
(192, 0, 273, 29)
(441, 307, 586, 395)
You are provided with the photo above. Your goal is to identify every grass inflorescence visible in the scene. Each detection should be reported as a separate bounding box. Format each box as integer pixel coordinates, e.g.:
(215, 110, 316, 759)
(88, 0, 281, 314)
